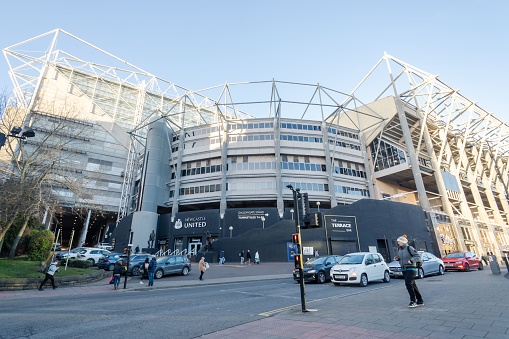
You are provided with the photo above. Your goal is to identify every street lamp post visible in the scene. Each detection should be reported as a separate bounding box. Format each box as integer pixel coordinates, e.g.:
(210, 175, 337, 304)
(261, 216, 265, 229)
(290, 209, 294, 220)
(229, 226, 233, 238)
(316, 201, 320, 212)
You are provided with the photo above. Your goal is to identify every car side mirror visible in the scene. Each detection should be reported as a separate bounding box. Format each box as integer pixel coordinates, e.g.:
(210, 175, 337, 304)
(365, 260, 373, 265)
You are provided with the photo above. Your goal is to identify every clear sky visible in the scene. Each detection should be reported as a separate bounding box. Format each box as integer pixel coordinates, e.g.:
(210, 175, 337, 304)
(1, 1, 508, 122)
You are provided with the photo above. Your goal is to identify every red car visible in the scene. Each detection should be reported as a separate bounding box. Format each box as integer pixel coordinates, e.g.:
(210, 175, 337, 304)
(442, 251, 484, 272)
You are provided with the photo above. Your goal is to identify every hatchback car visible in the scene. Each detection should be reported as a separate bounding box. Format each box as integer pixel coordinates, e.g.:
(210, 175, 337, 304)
(76, 248, 111, 265)
(330, 252, 390, 287)
(442, 251, 483, 271)
(94, 242, 114, 251)
(154, 255, 192, 279)
(97, 253, 124, 271)
(293, 255, 343, 283)
(56, 247, 88, 260)
(388, 251, 445, 279)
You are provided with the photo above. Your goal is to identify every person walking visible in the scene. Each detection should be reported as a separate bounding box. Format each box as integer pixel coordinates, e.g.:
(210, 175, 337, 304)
(314, 250, 319, 257)
(246, 250, 252, 265)
(219, 250, 225, 265)
(199, 257, 208, 280)
(38, 260, 59, 290)
(147, 255, 157, 287)
(135, 245, 140, 254)
(240, 250, 245, 265)
(394, 235, 423, 308)
(140, 257, 149, 284)
(254, 251, 260, 264)
(112, 261, 123, 290)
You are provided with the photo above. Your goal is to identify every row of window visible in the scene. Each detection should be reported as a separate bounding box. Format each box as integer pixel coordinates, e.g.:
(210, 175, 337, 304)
(178, 184, 222, 196)
(328, 139, 361, 151)
(334, 185, 370, 197)
(282, 162, 327, 172)
(370, 139, 407, 172)
(228, 181, 277, 191)
(333, 166, 367, 178)
(229, 134, 274, 142)
(284, 181, 329, 192)
(327, 127, 359, 140)
(280, 123, 321, 131)
(281, 134, 322, 143)
(174, 164, 223, 179)
(228, 122, 274, 130)
(229, 162, 276, 171)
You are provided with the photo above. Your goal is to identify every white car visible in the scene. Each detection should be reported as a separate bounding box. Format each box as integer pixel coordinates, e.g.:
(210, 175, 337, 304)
(330, 252, 391, 287)
(76, 248, 111, 265)
(57, 247, 88, 260)
(94, 243, 114, 251)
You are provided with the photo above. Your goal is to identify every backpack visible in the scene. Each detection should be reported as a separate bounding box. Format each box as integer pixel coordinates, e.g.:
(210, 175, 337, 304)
(407, 246, 422, 268)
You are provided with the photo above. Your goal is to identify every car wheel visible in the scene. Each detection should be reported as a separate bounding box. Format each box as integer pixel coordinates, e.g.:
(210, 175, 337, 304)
(464, 263, 470, 272)
(438, 265, 445, 275)
(383, 271, 390, 283)
(317, 271, 326, 284)
(478, 262, 484, 270)
(359, 274, 368, 287)
(87, 258, 95, 265)
(417, 268, 424, 279)
(181, 267, 189, 276)
(108, 264, 115, 271)
(132, 266, 141, 276)
(155, 269, 163, 279)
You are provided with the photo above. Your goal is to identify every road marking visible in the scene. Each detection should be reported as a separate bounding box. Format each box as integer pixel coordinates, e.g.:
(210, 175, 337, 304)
(259, 284, 397, 317)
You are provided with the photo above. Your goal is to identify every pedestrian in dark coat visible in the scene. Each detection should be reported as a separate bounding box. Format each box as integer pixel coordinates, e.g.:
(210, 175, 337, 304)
(246, 250, 252, 265)
(147, 255, 157, 286)
(112, 261, 123, 290)
(394, 235, 423, 308)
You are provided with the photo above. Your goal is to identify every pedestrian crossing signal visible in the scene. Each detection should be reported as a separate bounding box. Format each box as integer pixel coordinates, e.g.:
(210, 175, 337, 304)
(294, 254, 302, 269)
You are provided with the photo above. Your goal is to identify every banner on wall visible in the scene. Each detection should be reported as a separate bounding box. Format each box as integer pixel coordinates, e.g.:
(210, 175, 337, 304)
(324, 215, 358, 241)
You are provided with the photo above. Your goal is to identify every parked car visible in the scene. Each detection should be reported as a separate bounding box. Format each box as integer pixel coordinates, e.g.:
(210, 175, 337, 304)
(293, 255, 343, 283)
(154, 255, 192, 279)
(442, 251, 483, 271)
(76, 248, 111, 265)
(56, 247, 87, 260)
(94, 242, 113, 251)
(51, 242, 62, 251)
(97, 253, 124, 271)
(117, 254, 152, 275)
(388, 251, 445, 279)
(330, 252, 390, 287)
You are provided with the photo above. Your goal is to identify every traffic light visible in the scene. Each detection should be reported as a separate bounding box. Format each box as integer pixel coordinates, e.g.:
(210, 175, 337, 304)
(292, 233, 300, 244)
(0, 133, 6, 149)
(294, 254, 302, 269)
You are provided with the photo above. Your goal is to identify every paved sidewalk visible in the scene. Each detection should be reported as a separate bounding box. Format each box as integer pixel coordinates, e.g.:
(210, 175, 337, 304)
(201, 269, 509, 339)
(1, 262, 508, 338)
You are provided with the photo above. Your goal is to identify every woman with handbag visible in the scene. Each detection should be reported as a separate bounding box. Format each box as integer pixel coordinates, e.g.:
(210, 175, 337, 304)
(198, 257, 208, 281)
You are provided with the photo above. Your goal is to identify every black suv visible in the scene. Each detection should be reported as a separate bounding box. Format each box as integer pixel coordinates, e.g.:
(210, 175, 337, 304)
(118, 254, 152, 275)
(293, 255, 343, 283)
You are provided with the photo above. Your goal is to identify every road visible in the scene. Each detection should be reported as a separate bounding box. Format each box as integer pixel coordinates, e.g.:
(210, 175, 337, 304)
(0, 277, 401, 338)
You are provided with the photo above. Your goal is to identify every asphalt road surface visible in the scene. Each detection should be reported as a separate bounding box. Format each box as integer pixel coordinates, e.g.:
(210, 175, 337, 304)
(0, 277, 402, 338)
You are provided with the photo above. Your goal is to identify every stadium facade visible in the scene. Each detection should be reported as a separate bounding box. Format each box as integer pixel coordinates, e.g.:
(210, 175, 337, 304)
(2, 29, 509, 259)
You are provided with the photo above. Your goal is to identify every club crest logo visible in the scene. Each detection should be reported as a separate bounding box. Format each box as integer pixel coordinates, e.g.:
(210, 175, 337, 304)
(174, 219, 183, 229)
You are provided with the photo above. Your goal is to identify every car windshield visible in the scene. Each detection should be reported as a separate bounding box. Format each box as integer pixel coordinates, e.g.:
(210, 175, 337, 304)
(339, 254, 365, 264)
(445, 253, 464, 258)
(305, 257, 325, 265)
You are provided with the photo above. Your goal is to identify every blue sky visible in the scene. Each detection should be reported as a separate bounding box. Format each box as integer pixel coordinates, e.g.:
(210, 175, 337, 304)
(1, 1, 508, 122)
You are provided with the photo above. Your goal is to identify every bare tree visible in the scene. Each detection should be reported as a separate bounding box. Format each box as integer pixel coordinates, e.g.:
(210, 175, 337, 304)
(0, 92, 96, 255)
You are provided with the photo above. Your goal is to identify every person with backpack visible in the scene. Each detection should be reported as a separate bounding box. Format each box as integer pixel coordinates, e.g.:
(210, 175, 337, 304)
(38, 260, 59, 291)
(394, 235, 424, 308)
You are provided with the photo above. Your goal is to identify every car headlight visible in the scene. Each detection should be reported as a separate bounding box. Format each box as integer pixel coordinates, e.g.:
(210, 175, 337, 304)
(308, 270, 316, 274)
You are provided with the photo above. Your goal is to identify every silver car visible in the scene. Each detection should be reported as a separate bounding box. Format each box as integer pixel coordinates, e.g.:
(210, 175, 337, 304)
(388, 251, 445, 279)
(154, 255, 192, 279)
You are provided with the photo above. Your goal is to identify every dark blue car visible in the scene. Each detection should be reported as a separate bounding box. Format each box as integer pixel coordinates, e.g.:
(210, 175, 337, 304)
(97, 253, 123, 271)
(293, 255, 343, 283)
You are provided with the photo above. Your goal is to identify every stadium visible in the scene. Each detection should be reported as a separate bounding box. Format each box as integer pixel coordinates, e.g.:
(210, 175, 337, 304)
(2, 29, 508, 262)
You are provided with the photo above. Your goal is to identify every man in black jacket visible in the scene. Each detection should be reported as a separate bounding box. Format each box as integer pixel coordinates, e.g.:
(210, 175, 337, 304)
(394, 235, 423, 308)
